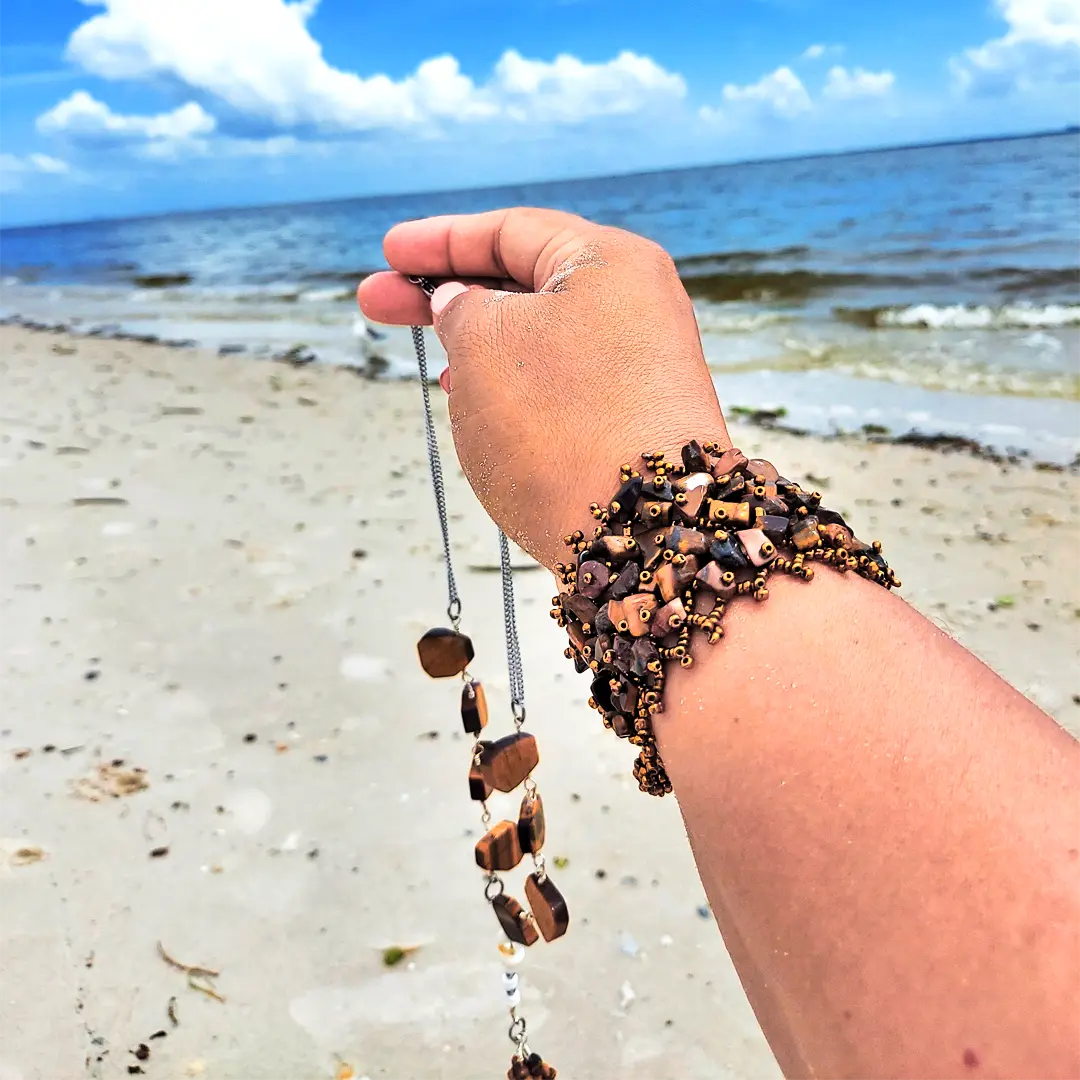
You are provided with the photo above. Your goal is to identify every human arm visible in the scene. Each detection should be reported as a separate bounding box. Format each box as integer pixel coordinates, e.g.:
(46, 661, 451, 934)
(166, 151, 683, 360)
(358, 209, 1080, 1079)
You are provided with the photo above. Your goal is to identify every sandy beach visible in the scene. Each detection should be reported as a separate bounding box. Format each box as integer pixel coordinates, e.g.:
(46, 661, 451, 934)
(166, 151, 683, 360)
(1, 324, 1077, 1080)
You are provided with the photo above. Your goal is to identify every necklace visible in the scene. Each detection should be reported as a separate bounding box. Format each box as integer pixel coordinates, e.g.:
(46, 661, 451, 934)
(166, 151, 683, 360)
(407, 277, 564, 1079)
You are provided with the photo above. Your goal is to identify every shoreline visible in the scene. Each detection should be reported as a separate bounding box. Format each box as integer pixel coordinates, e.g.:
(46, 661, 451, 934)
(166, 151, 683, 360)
(1, 325, 1078, 1078)
(4, 312, 1077, 472)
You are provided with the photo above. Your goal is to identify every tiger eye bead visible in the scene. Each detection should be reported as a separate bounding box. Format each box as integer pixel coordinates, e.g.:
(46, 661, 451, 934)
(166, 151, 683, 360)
(525, 872, 570, 942)
(791, 516, 822, 551)
(707, 500, 751, 527)
(518, 793, 546, 855)
(417, 628, 474, 678)
(492, 894, 539, 946)
(479, 732, 539, 792)
(461, 682, 488, 734)
(475, 820, 524, 872)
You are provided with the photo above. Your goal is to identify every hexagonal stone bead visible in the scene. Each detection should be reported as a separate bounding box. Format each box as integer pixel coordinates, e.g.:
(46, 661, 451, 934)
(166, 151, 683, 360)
(417, 628, 474, 678)
(475, 820, 524, 872)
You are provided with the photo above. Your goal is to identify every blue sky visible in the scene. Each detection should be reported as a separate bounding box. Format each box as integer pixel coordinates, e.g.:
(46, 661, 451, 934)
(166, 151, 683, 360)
(1, 0, 1077, 226)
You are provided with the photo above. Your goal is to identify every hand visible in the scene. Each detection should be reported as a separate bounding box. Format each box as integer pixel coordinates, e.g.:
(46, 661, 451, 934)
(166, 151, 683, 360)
(357, 207, 728, 570)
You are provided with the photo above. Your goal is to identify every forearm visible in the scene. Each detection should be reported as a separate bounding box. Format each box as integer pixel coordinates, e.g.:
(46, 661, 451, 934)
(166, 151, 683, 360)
(656, 567, 1080, 1079)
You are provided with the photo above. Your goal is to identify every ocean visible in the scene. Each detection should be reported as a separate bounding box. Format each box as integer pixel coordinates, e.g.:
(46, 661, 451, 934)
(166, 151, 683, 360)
(2, 131, 1078, 462)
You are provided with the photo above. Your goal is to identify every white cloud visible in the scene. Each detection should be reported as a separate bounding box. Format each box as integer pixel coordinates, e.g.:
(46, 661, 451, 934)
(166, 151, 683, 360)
(951, 0, 1080, 95)
(801, 43, 843, 61)
(718, 66, 812, 119)
(823, 66, 896, 99)
(56, 0, 683, 134)
(0, 152, 72, 193)
(38, 90, 216, 147)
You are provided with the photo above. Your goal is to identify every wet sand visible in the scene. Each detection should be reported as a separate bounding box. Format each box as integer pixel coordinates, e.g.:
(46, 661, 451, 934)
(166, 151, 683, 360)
(1, 326, 1077, 1080)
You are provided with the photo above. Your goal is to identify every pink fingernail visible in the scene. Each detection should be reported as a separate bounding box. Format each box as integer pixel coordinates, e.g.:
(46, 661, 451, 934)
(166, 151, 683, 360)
(430, 281, 469, 317)
(439, 367, 452, 394)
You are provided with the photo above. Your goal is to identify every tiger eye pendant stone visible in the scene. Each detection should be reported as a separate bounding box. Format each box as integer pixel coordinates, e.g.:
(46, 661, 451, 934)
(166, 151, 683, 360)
(469, 764, 493, 801)
(518, 793, 546, 854)
(525, 872, 570, 942)
(479, 732, 539, 792)
(492, 894, 539, 946)
(461, 682, 488, 734)
(417, 628, 474, 678)
(475, 820, 524, 872)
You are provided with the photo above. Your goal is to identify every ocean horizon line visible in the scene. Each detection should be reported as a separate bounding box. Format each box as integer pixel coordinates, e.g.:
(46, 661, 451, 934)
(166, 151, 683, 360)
(2, 124, 1075, 236)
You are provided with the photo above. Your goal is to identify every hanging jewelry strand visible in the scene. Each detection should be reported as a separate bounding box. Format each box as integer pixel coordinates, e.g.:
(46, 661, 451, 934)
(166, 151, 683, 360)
(406, 276, 565, 1079)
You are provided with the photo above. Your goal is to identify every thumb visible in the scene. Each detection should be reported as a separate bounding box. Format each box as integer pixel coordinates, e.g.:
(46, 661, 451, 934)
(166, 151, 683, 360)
(430, 281, 498, 353)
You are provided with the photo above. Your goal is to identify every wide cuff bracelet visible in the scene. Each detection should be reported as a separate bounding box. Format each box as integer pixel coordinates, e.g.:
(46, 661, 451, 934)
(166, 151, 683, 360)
(550, 441, 899, 796)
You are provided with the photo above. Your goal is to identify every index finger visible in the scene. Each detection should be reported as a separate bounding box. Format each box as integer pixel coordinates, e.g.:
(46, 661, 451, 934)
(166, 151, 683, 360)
(383, 207, 596, 292)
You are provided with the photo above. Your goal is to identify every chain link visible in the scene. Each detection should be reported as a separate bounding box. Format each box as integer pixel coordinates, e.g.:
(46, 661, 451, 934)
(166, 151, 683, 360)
(498, 528, 527, 725)
(410, 322, 461, 627)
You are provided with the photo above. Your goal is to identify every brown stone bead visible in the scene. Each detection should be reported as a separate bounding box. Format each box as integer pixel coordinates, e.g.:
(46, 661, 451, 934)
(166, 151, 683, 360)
(675, 554, 700, 591)
(479, 732, 539, 792)
(634, 497, 672, 526)
(610, 711, 634, 738)
(791, 515, 822, 551)
(417, 628, 474, 678)
(622, 593, 657, 637)
(633, 526, 667, 570)
(696, 560, 737, 599)
(606, 598, 628, 632)
(663, 525, 711, 558)
(461, 682, 488, 735)
(492, 894, 539, 946)
(713, 473, 747, 501)
(608, 476, 642, 523)
(612, 680, 639, 714)
(563, 593, 598, 628)
(681, 439, 709, 472)
(630, 637, 660, 678)
(761, 514, 791, 542)
(675, 470, 713, 495)
(576, 560, 611, 599)
(525, 872, 570, 942)
(593, 535, 637, 562)
(821, 522, 855, 549)
(518, 793, 545, 855)
(608, 561, 642, 600)
(737, 527, 778, 567)
(707, 500, 751, 527)
(651, 597, 687, 637)
(476, 819, 524, 872)
(712, 448, 748, 477)
(654, 561, 679, 603)
(675, 485, 708, 522)
(469, 764, 493, 801)
(746, 458, 779, 482)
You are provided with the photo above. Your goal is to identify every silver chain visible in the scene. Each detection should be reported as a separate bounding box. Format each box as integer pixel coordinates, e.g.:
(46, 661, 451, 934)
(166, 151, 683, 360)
(407, 275, 525, 721)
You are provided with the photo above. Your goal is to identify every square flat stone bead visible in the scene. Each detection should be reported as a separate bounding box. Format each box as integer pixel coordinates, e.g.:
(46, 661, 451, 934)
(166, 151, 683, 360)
(709, 534, 750, 570)
(737, 528, 778, 567)
(525, 873, 570, 942)
(622, 593, 657, 637)
(492, 894, 539, 946)
(762, 514, 791, 542)
(696, 561, 737, 599)
(518, 793, 545, 855)
(592, 535, 637, 562)
(563, 593, 598, 628)
(461, 682, 488, 735)
(821, 522, 854, 549)
(576, 560, 611, 599)
(651, 597, 687, 638)
(663, 525, 710, 558)
(469, 764, 493, 801)
(479, 732, 539, 792)
(635, 497, 672, 526)
(712, 448, 748, 477)
(707, 500, 751, 527)
(746, 458, 779, 482)
(417, 628, 474, 678)
(675, 471, 714, 495)
(791, 516, 821, 550)
(608, 562, 642, 600)
(475, 819, 524, 872)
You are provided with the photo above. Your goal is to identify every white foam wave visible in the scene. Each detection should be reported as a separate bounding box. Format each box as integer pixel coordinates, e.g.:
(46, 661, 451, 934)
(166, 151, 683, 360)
(695, 309, 791, 333)
(874, 302, 1080, 330)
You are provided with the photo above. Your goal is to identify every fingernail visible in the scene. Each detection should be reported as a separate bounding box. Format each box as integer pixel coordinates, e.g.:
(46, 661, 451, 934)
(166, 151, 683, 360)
(430, 281, 469, 317)
(438, 367, 452, 394)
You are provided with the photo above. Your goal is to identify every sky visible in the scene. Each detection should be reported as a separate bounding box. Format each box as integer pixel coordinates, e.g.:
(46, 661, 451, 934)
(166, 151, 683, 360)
(1, 0, 1077, 227)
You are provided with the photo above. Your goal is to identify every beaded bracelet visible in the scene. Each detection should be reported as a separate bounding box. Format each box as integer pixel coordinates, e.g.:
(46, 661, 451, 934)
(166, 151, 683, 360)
(551, 441, 900, 796)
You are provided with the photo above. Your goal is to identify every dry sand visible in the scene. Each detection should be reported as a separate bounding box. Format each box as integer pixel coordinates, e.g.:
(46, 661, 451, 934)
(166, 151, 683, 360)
(1, 326, 1077, 1080)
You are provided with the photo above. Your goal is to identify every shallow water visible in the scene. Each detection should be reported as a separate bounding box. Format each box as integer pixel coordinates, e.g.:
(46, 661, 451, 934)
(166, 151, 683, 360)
(2, 132, 1078, 459)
